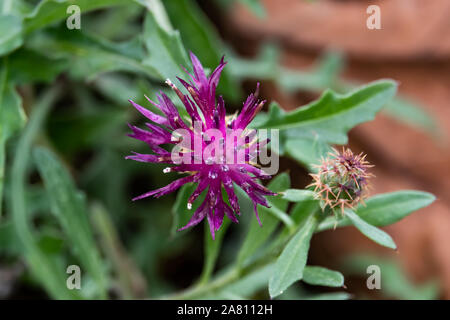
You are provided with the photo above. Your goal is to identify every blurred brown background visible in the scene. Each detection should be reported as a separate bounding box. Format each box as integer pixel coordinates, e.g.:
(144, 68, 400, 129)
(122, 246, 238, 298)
(209, 0, 450, 298)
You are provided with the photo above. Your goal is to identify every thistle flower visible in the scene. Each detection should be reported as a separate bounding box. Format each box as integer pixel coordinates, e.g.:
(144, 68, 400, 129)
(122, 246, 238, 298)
(307, 148, 374, 215)
(126, 53, 275, 239)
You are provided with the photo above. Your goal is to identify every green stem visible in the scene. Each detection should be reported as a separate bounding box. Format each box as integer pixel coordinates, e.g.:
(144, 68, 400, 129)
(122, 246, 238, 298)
(162, 267, 240, 300)
(91, 203, 147, 299)
(163, 209, 324, 300)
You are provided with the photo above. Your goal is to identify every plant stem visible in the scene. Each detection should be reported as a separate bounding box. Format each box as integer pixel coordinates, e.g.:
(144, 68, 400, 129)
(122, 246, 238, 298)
(91, 202, 148, 299)
(161, 267, 240, 300)
(163, 209, 325, 300)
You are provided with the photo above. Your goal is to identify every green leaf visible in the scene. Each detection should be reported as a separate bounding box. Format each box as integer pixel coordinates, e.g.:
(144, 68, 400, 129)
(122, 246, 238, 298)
(36, 230, 64, 255)
(302, 266, 344, 287)
(0, 58, 26, 216)
(268, 211, 319, 298)
(384, 97, 440, 138)
(305, 292, 351, 300)
(0, 14, 23, 56)
(236, 46, 436, 138)
(281, 189, 315, 202)
(284, 136, 332, 170)
(236, 173, 290, 266)
(345, 209, 396, 250)
(290, 200, 321, 225)
(215, 264, 275, 299)
(142, 7, 190, 83)
(0, 0, 33, 16)
(230, 46, 343, 94)
(317, 190, 436, 232)
(278, 51, 344, 93)
(265, 199, 296, 231)
(27, 28, 159, 81)
(33, 147, 107, 298)
(11, 86, 80, 299)
(254, 80, 397, 168)
(7, 48, 68, 84)
(228, 44, 279, 80)
(164, 0, 240, 101)
(0, 221, 21, 255)
(256, 80, 397, 144)
(0, 83, 26, 141)
(23, 0, 130, 34)
(48, 107, 127, 154)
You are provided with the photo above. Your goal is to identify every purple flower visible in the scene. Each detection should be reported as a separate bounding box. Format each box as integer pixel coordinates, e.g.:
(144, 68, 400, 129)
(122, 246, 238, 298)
(126, 53, 275, 239)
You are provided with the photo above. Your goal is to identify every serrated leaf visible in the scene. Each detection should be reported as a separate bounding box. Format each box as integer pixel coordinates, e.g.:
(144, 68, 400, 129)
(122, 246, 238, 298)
(269, 211, 319, 298)
(345, 209, 396, 250)
(317, 190, 436, 232)
(302, 266, 344, 287)
(236, 173, 290, 266)
(33, 147, 107, 298)
(239, 46, 436, 138)
(256, 80, 397, 144)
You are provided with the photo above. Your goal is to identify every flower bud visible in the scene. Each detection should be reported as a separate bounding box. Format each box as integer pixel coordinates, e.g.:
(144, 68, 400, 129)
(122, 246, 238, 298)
(308, 148, 374, 215)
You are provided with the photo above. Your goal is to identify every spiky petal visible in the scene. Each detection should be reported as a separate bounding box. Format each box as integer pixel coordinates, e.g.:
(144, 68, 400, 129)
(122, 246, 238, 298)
(126, 52, 275, 239)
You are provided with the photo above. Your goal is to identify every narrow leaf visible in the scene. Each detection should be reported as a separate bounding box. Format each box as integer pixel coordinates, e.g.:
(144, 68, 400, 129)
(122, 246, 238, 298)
(23, 0, 129, 33)
(303, 266, 344, 287)
(282, 189, 315, 202)
(0, 14, 23, 56)
(142, 6, 190, 83)
(34, 147, 107, 297)
(236, 173, 290, 266)
(27, 28, 159, 81)
(345, 209, 396, 249)
(215, 264, 275, 299)
(11, 86, 79, 299)
(269, 212, 319, 298)
(317, 190, 436, 232)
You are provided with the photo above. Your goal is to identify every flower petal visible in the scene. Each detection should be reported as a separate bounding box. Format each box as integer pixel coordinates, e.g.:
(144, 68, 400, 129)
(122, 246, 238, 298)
(132, 175, 196, 201)
(129, 100, 167, 125)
